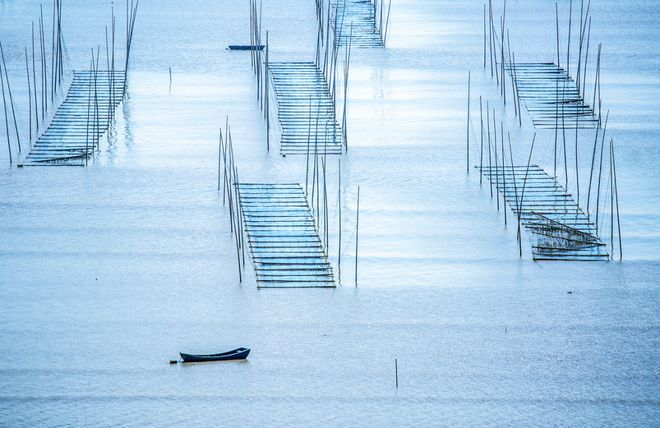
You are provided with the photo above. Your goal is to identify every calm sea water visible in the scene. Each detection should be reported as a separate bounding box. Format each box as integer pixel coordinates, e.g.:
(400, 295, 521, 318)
(1, 0, 659, 426)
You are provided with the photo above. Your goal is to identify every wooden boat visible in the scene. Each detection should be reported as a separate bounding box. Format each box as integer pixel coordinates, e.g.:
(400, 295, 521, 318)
(179, 347, 250, 363)
(227, 44, 265, 51)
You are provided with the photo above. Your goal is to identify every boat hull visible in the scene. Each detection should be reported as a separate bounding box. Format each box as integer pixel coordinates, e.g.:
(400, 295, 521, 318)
(180, 347, 250, 363)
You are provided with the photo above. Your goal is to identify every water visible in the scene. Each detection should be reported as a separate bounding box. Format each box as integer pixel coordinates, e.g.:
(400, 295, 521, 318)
(1, 0, 659, 425)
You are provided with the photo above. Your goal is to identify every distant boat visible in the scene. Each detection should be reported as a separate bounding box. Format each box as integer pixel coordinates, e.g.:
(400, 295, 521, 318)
(227, 45, 265, 51)
(179, 347, 250, 363)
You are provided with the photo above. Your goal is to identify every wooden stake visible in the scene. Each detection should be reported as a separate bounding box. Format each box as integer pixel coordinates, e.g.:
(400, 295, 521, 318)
(395, 358, 398, 389)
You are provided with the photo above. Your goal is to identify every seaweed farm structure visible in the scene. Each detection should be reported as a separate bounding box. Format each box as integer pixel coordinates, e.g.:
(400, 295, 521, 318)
(326, 0, 392, 48)
(19, 70, 126, 166)
(505, 62, 599, 129)
(479, 164, 608, 261)
(237, 183, 335, 288)
(269, 62, 343, 156)
(246, 0, 353, 156)
(470, 0, 622, 261)
(218, 121, 338, 288)
(0, 0, 138, 167)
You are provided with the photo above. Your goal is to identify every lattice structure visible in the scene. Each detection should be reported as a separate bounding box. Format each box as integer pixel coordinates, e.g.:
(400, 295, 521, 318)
(506, 62, 598, 129)
(19, 70, 126, 166)
(237, 183, 336, 288)
(479, 165, 609, 261)
(269, 62, 342, 156)
(331, 0, 385, 48)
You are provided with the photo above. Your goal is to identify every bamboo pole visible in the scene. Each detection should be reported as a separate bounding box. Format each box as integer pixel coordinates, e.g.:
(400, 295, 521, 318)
(609, 139, 614, 258)
(338, 157, 342, 285)
(595, 110, 609, 231)
(383, 0, 392, 46)
(486, 101, 493, 197)
(555, 2, 560, 69)
(493, 109, 499, 210)
(488, 0, 494, 77)
(611, 139, 622, 261)
(519, 133, 537, 257)
(507, 133, 521, 256)
(32, 22, 39, 131)
(567, 0, 572, 77)
(51, 0, 56, 102)
(483, 3, 487, 69)
(479, 96, 484, 185)
(586, 115, 601, 215)
(85, 57, 92, 165)
(39, 6, 46, 120)
(0, 61, 12, 164)
(507, 30, 516, 117)
(218, 128, 222, 191)
(500, 3, 506, 104)
(265, 31, 269, 151)
(582, 17, 591, 99)
(26, 47, 32, 145)
(355, 185, 360, 288)
(466, 70, 470, 174)
(0, 41, 22, 154)
(512, 52, 521, 127)
(501, 121, 507, 226)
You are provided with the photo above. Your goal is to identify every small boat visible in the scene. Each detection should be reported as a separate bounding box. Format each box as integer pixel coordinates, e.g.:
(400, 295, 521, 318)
(227, 44, 265, 51)
(179, 347, 250, 363)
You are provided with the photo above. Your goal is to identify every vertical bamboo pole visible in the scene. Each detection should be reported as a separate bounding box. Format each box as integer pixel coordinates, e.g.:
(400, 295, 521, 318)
(355, 186, 360, 288)
(512, 51, 521, 127)
(338, 158, 342, 285)
(508, 134, 521, 256)
(609, 140, 614, 258)
(500, 2, 506, 104)
(218, 128, 222, 191)
(265, 31, 270, 152)
(483, 4, 487, 69)
(555, 2, 560, 69)
(501, 121, 507, 226)
(39, 7, 46, 120)
(0, 61, 12, 164)
(466, 70, 470, 174)
(486, 102, 493, 197)
(567, 0, 572, 77)
(395, 358, 398, 389)
(493, 110, 499, 210)
(488, 0, 494, 77)
(0, 42, 22, 153)
(479, 96, 484, 184)
(32, 22, 39, 131)
(582, 17, 591, 99)
(383, 0, 392, 47)
(595, 110, 608, 231)
(26, 48, 32, 145)
(611, 139, 622, 261)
